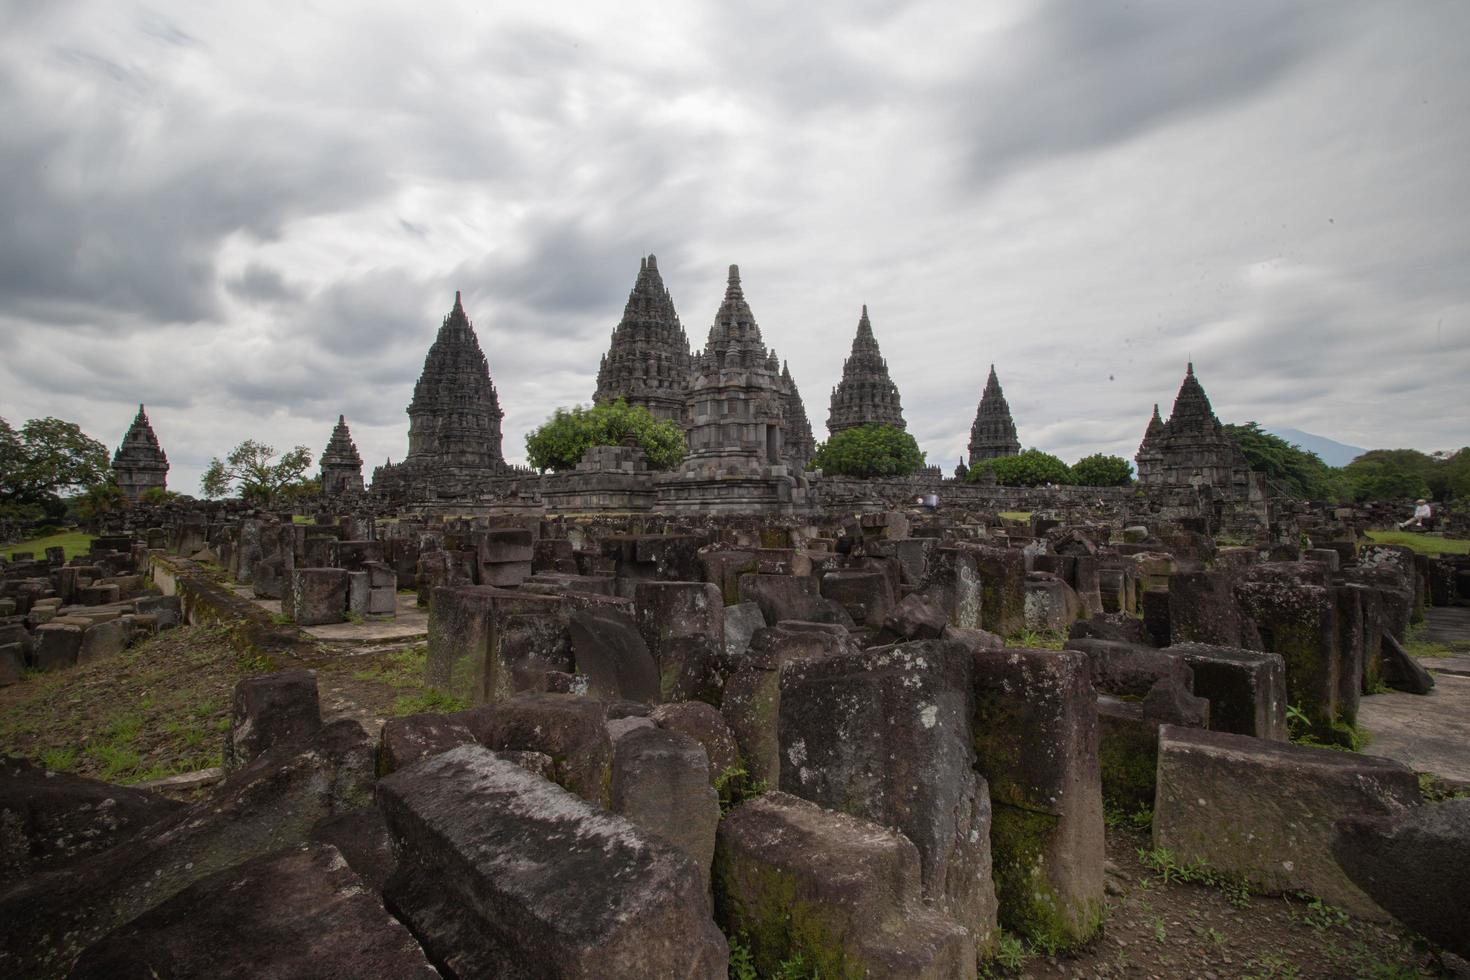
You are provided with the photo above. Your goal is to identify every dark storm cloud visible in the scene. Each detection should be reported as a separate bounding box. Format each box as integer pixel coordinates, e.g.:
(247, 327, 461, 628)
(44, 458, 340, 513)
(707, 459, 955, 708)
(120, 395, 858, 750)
(956, 1, 1353, 179)
(225, 264, 301, 305)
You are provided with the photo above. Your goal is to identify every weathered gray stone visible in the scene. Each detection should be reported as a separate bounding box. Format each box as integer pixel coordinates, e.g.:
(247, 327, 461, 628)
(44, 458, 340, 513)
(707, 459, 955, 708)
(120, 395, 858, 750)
(77, 619, 127, 664)
(610, 725, 719, 895)
(1333, 799, 1470, 959)
(287, 568, 348, 626)
(716, 792, 975, 980)
(635, 581, 725, 701)
(567, 607, 660, 703)
(427, 586, 567, 705)
(1166, 643, 1288, 740)
(223, 669, 323, 773)
(820, 569, 896, 628)
(378, 745, 727, 978)
(651, 700, 741, 787)
(376, 711, 477, 776)
(32, 622, 83, 671)
(723, 600, 766, 658)
(738, 573, 854, 628)
(1154, 725, 1422, 919)
(971, 648, 1104, 949)
(780, 640, 997, 952)
(71, 842, 437, 979)
(459, 693, 612, 806)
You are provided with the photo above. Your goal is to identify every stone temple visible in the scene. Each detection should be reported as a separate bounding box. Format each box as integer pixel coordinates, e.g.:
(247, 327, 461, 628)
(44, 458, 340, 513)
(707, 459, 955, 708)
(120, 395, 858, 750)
(319, 415, 364, 497)
(780, 361, 816, 473)
(967, 365, 1021, 464)
(593, 255, 692, 422)
(656, 265, 805, 513)
(372, 292, 507, 499)
(1136, 362, 1254, 493)
(826, 305, 906, 437)
(111, 404, 168, 502)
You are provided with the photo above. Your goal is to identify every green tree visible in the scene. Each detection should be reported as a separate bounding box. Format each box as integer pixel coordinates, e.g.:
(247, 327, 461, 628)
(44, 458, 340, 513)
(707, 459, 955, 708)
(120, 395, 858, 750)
(1339, 448, 1440, 502)
(1070, 453, 1134, 487)
(810, 424, 925, 478)
(201, 440, 314, 505)
(524, 400, 686, 472)
(970, 448, 1071, 487)
(1223, 422, 1343, 500)
(0, 416, 112, 518)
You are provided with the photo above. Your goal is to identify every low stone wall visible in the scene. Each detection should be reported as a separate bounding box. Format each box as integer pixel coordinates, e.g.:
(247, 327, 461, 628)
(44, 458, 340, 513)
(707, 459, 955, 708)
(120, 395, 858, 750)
(148, 553, 315, 663)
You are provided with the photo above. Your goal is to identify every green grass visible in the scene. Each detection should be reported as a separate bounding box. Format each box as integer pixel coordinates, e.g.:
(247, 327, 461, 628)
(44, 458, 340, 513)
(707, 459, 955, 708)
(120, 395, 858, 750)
(1364, 530, 1470, 556)
(3, 529, 95, 560)
(1005, 628, 1067, 650)
(353, 644, 428, 689)
(998, 511, 1032, 522)
(1404, 621, 1458, 659)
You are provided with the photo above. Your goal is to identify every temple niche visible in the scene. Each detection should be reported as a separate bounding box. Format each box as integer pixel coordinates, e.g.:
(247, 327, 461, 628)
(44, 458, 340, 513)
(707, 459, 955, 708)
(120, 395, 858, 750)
(967, 365, 1021, 464)
(320, 415, 365, 496)
(1135, 363, 1258, 497)
(656, 265, 805, 514)
(826, 305, 906, 437)
(372, 292, 508, 498)
(111, 404, 169, 502)
(593, 255, 692, 421)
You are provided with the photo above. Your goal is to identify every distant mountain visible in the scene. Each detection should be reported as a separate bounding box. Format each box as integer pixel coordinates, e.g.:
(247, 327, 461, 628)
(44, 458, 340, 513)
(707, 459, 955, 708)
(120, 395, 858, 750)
(1265, 427, 1367, 468)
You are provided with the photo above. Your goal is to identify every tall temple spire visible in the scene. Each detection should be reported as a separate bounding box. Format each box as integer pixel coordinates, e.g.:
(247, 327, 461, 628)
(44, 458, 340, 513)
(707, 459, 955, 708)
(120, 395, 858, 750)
(781, 359, 816, 473)
(112, 403, 169, 502)
(967, 364, 1021, 463)
(321, 414, 365, 496)
(1136, 362, 1253, 491)
(404, 292, 505, 471)
(826, 306, 906, 436)
(593, 254, 692, 421)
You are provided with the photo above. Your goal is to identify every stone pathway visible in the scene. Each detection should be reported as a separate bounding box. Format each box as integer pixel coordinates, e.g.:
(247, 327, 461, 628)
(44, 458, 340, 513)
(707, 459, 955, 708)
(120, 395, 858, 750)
(1359, 672, 1470, 789)
(229, 584, 429, 644)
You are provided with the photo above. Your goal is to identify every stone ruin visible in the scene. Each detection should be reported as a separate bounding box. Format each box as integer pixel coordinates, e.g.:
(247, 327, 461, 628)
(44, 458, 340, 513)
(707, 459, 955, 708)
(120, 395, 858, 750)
(6, 493, 1469, 976)
(967, 365, 1021, 464)
(825, 304, 907, 436)
(319, 414, 365, 497)
(1135, 362, 1262, 502)
(593, 253, 692, 422)
(110, 404, 169, 502)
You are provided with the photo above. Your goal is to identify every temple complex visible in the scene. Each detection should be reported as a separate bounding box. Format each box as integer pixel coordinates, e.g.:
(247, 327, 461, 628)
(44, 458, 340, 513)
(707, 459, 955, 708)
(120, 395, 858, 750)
(1135, 363, 1255, 494)
(780, 361, 816, 473)
(967, 365, 1022, 464)
(372, 292, 508, 499)
(593, 255, 691, 421)
(656, 265, 804, 513)
(826, 306, 906, 436)
(319, 415, 364, 496)
(111, 404, 169, 502)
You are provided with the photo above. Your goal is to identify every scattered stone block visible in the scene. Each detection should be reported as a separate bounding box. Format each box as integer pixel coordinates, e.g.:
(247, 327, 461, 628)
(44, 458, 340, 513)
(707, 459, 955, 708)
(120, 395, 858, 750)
(651, 701, 741, 787)
(971, 545, 1026, 636)
(738, 573, 853, 627)
(1166, 643, 1288, 741)
(1065, 637, 1193, 698)
(378, 745, 728, 978)
(459, 693, 612, 806)
(919, 546, 983, 631)
(1333, 799, 1470, 959)
(33, 622, 83, 671)
(567, 607, 660, 703)
(1153, 725, 1421, 919)
(427, 586, 567, 705)
(78, 619, 127, 664)
(723, 600, 766, 658)
(878, 591, 949, 643)
(635, 581, 725, 702)
(715, 792, 975, 980)
(287, 568, 348, 626)
(1380, 632, 1434, 695)
(780, 640, 998, 951)
(971, 648, 1104, 949)
(819, 569, 896, 628)
(610, 725, 719, 894)
(1024, 574, 1082, 632)
(70, 842, 437, 978)
(223, 669, 323, 772)
(377, 711, 477, 776)
(1234, 577, 1340, 733)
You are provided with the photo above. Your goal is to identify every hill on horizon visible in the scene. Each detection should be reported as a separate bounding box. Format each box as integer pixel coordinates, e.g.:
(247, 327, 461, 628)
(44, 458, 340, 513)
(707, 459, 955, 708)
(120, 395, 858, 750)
(1264, 427, 1368, 468)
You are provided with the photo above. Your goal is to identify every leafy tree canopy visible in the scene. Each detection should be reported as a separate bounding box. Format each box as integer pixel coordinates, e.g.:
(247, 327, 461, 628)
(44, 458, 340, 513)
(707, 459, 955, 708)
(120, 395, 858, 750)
(969, 448, 1072, 487)
(1224, 422, 1342, 501)
(1070, 453, 1134, 487)
(0, 416, 112, 518)
(201, 440, 314, 505)
(810, 424, 925, 478)
(525, 400, 686, 473)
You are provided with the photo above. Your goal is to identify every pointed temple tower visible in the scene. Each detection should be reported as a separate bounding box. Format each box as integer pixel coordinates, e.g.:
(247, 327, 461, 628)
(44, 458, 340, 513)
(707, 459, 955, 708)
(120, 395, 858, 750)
(781, 361, 816, 473)
(967, 365, 1022, 464)
(1134, 404, 1166, 484)
(1135, 363, 1253, 492)
(656, 265, 804, 514)
(111, 404, 168, 502)
(371, 292, 506, 498)
(320, 415, 365, 496)
(593, 255, 692, 421)
(826, 306, 907, 437)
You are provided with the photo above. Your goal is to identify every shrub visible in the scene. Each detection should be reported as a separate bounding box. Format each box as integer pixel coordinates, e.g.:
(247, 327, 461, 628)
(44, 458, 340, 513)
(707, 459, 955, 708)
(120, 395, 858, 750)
(524, 400, 685, 472)
(970, 449, 1071, 487)
(810, 424, 925, 478)
(1070, 453, 1133, 487)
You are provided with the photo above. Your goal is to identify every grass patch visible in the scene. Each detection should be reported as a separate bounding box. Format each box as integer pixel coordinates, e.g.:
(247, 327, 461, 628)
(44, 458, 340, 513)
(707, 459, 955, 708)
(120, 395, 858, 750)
(1104, 801, 1154, 833)
(998, 511, 1032, 523)
(1005, 628, 1067, 650)
(391, 689, 468, 716)
(1363, 530, 1470, 557)
(1403, 621, 1457, 659)
(0, 623, 270, 785)
(3, 529, 95, 561)
(1138, 846, 1252, 908)
(353, 644, 427, 689)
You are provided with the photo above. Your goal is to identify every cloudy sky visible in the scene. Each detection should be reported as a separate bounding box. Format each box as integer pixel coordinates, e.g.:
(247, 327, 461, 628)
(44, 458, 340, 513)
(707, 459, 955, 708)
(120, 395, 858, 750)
(2, 1, 1467, 493)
